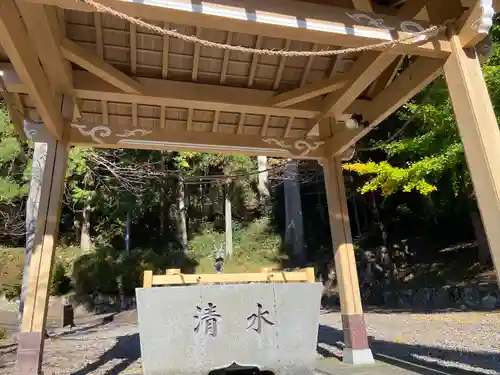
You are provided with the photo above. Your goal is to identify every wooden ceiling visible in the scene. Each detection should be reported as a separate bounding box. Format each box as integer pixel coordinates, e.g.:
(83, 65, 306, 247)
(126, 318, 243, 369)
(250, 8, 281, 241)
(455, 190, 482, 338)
(0, 0, 494, 158)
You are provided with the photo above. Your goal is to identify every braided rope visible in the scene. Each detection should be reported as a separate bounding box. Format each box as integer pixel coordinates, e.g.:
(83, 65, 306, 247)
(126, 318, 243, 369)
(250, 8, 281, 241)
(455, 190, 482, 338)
(78, 0, 447, 57)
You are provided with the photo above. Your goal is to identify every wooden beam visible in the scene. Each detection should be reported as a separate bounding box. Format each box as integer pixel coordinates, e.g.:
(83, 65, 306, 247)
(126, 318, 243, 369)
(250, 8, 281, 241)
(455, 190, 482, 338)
(306, 0, 430, 134)
(22, 0, 452, 58)
(65, 121, 326, 159)
(60, 38, 144, 94)
(306, 52, 395, 130)
(324, 56, 444, 156)
(16, 136, 68, 374)
(2, 64, 370, 119)
(321, 154, 374, 364)
(455, 0, 495, 48)
(0, 0, 64, 139)
(365, 56, 404, 98)
(16, 2, 73, 94)
(443, 29, 500, 285)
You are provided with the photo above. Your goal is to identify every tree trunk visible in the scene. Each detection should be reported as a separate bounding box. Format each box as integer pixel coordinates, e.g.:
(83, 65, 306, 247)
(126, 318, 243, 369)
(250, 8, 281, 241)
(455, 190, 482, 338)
(80, 204, 92, 252)
(464, 183, 491, 265)
(125, 210, 131, 255)
(19, 142, 47, 325)
(224, 183, 233, 257)
(470, 208, 491, 264)
(257, 156, 270, 203)
(284, 161, 305, 264)
(177, 175, 188, 255)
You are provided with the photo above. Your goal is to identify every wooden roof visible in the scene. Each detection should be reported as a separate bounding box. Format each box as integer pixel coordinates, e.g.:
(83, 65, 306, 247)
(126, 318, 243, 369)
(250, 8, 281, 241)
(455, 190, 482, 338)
(0, 0, 495, 158)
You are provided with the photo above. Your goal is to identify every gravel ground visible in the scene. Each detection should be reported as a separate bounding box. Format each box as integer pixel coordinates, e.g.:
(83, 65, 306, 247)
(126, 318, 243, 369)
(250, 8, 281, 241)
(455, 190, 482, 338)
(319, 311, 500, 374)
(0, 310, 499, 374)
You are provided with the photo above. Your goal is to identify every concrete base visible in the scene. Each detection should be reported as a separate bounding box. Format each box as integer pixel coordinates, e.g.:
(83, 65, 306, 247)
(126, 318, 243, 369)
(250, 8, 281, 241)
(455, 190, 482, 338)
(14, 331, 44, 375)
(342, 348, 375, 365)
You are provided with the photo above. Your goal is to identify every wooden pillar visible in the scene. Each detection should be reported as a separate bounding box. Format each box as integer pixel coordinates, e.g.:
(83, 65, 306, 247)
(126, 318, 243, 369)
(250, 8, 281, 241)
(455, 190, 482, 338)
(15, 137, 69, 375)
(321, 156, 374, 365)
(443, 29, 500, 288)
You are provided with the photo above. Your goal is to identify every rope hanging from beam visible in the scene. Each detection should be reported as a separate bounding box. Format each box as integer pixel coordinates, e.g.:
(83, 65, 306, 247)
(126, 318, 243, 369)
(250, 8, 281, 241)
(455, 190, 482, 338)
(78, 0, 451, 57)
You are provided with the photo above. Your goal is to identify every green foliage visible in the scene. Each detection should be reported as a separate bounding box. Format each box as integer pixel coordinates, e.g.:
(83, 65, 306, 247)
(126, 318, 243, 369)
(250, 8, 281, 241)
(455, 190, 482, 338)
(0, 282, 21, 301)
(345, 29, 500, 197)
(50, 262, 72, 296)
(0, 327, 6, 340)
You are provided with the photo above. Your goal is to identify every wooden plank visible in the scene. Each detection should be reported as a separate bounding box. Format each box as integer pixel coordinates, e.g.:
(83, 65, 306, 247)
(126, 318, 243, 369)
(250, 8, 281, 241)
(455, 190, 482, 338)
(60, 38, 144, 94)
(150, 269, 313, 285)
(22, 0, 452, 57)
(143, 270, 153, 288)
(68, 121, 326, 158)
(443, 29, 500, 288)
(0, 0, 64, 139)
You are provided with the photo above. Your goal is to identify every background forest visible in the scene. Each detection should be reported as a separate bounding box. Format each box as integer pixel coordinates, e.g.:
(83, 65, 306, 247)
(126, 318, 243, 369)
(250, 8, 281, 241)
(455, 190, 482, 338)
(1, 23, 499, 305)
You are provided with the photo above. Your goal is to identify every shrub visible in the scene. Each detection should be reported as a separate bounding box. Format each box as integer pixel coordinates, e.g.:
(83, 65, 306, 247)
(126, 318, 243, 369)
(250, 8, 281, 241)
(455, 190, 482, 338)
(0, 282, 21, 301)
(0, 327, 6, 340)
(50, 262, 72, 296)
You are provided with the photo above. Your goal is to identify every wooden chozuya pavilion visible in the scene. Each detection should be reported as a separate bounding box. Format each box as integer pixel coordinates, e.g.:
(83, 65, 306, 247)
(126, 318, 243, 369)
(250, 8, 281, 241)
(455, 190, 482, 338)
(1, 0, 499, 372)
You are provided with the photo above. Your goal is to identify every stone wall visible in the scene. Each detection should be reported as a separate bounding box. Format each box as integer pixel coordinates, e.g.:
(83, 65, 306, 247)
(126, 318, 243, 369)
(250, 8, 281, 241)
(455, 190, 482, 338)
(323, 283, 500, 310)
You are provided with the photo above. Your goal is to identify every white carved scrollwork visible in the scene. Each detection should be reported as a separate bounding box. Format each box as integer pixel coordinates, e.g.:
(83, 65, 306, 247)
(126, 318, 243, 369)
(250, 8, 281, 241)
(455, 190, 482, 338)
(345, 12, 430, 38)
(71, 124, 152, 144)
(262, 138, 324, 157)
(345, 13, 396, 30)
(471, 0, 494, 36)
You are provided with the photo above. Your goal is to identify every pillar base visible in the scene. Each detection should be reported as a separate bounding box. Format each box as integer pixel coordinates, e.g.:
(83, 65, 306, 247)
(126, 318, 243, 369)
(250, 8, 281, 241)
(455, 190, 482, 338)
(15, 332, 44, 375)
(343, 348, 375, 365)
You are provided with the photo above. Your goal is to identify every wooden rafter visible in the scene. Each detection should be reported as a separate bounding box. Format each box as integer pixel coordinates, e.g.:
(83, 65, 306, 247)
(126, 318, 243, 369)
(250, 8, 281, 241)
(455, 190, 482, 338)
(260, 115, 271, 136)
(269, 74, 348, 108)
(212, 110, 220, 132)
(60, 38, 144, 94)
(220, 31, 233, 84)
(130, 23, 137, 75)
(0, 0, 64, 139)
(305, 51, 395, 131)
(248, 36, 262, 87)
(365, 56, 404, 99)
(2, 64, 369, 119)
(160, 105, 166, 129)
(236, 112, 246, 134)
(273, 39, 291, 90)
(94, 12, 104, 58)
(300, 43, 319, 88)
(22, 0, 452, 57)
(162, 22, 170, 79)
(324, 56, 444, 156)
(192, 27, 202, 81)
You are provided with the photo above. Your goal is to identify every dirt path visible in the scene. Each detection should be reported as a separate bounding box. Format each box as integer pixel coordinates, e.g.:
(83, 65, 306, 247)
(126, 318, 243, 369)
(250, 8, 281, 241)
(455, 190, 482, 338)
(1, 310, 498, 375)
